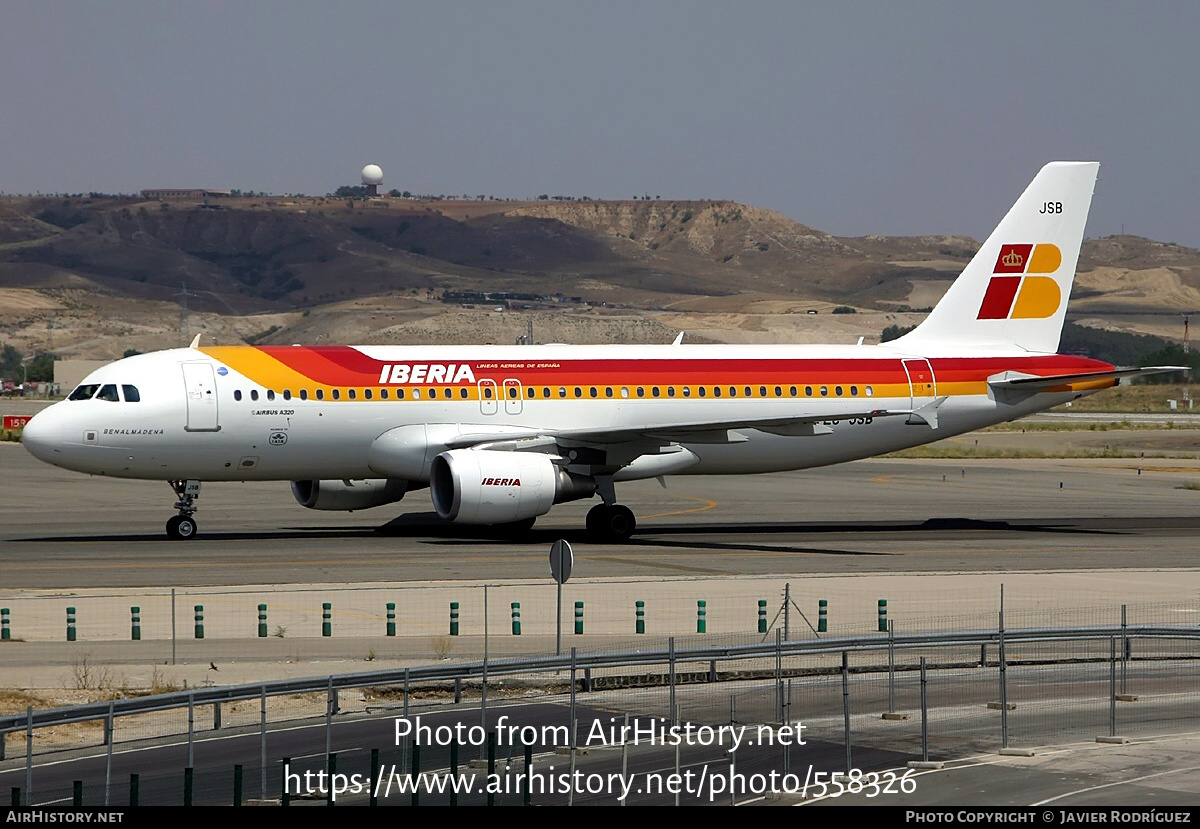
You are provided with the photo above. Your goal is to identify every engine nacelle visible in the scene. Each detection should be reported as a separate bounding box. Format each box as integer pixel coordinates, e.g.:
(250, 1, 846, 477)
(291, 478, 410, 511)
(430, 449, 593, 524)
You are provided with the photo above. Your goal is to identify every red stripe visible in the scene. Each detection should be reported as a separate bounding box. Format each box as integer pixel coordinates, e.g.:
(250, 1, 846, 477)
(977, 276, 1021, 319)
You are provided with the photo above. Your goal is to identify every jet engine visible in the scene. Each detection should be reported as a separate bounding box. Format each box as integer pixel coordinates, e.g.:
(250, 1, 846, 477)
(430, 449, 593, 524)
(291, 478, 411, 511)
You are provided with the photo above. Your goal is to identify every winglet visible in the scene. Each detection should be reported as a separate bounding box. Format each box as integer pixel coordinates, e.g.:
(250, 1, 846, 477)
(189, 333, 202, 348)
(672, 332, 685, 346)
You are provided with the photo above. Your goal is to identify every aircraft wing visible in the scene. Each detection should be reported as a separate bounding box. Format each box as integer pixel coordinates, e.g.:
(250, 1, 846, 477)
(446, 407, 909, 450)
(988, 366, 1188, 391)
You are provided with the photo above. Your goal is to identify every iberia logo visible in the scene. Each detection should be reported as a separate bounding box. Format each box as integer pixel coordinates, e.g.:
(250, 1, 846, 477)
(977, 243, 1062, 320)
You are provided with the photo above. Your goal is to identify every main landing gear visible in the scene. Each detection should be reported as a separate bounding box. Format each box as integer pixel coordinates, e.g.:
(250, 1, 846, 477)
(166, 479, 201, 540)
(585, 503, 637, 543)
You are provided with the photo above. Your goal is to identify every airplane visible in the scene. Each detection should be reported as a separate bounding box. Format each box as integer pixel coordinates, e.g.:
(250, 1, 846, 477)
(20, 162, 1184, 541)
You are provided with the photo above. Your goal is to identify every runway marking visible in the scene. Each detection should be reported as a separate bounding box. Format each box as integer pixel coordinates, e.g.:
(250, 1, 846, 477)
(1030, 764, 1200, 805)
(587, 556, 731, 575)
(642, 496, 718, 520)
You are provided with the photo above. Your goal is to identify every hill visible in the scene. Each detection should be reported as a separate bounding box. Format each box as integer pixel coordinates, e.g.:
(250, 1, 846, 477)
(0, 194, 1198, 362)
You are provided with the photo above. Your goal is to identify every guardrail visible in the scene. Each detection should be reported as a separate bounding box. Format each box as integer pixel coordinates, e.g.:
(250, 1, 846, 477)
(4, 623, 1195, 735)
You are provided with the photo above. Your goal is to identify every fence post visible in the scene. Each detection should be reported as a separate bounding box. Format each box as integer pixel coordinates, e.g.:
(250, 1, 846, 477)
(635, 600, 645, 634)
(1, 608, 8, 640)
(386, 602, 396, 637)
(66, 606, 76, 641)
(193, 605, 203, 639)
(510, 602, 521, 635)
(920, 657, 929, 763)
(841, 651, 852, 773)
(999, 611, 1009, 749)
(258, 604, 267, 638)
(877, 599, 888, 632)
(130, 607, 140, 641)
(818, 599, 828, 633)
(129, 774, 138, 808)
(574, 601, 584, 634)
(697, 600, 707, 633)
(758, 599, 767, 633)
(322, 602, 332, 637)
(184, 767, 193, 806)
(233, 764, 243, 807)
(450, 601, 460, 636)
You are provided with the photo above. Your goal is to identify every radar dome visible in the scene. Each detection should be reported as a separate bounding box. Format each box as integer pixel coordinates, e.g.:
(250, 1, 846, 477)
(361, 164, 384, 186)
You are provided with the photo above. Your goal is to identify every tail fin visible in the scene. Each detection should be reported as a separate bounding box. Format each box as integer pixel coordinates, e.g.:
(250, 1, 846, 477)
(888, 161, 1099, 354)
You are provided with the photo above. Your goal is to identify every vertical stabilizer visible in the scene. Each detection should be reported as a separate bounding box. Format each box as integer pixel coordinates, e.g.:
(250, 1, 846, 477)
(888, 162, 1099, 354)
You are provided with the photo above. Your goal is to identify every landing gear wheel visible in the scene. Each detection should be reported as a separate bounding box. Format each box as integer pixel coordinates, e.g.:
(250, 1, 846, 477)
(585, 504, 636, 543)
(166, 514, 198, 540)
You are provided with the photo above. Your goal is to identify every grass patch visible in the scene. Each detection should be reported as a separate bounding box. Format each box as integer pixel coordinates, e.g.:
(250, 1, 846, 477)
(1177, 482, 1200, 491)
(884, 446, 1133, 460)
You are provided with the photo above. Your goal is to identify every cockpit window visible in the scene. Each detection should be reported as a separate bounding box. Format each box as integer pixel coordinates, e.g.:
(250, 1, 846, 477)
(68, 384, 100, 401)
(96, 384, 120, 402)
(122, 385, 141, 403)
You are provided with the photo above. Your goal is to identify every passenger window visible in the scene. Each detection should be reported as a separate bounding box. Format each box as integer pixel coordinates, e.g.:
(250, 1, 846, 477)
(484, 387, 493, 399)
(250, 390, 259, 401)
(413, 389, 421, 400)
(316, 390, 325, 400)
(652, 387, 661, 397)
(774, 386, 782, 397)
(542, 387, 550, 398)
(805, 386, 813, 397)
(574, 387, 582, 398)
(349, 389, 357, 400)
(526, 387, 534, 398)
(267, 390, 275, 401)
(397, 389, 405, 399)
(460, 388, 468, 399)
(559, 387, 567, 398)
(605, 387, 614, 398)
(299, 390, 308, 400)
(820, 386, 828, 397)
(620, 387, 628, 398)
(234, 390, 242, 401)
(363, 389, 372, 400)
(122, 385, 141, 402)
(283, 390, 292, 401)
(865, 386, 874, 397)
(636, 387, 644, 398)
(331, 389, 340, 400)
(744, 386, 751, 397)
(508, 387, 517, 399)
(590, 388, 598, 398)
(698, 387, 707, 397)
(713, 387, 721, 398)
(835, 386, 843, 396)
(379, 389, 388, 400)
(682, 387, 691, 398)
(850, 386, 858, 396)
(69, 384, 100, 400)
(759, 386, 767, 397)
(668, 387, 676, 398)
(789, 386, 797, 397)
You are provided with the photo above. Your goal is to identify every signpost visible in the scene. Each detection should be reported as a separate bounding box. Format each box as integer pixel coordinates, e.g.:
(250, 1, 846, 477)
(550, 540, 573, 657)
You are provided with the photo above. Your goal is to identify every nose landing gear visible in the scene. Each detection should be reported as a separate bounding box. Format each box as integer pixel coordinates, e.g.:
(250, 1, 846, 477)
(166, 479, 201, 540)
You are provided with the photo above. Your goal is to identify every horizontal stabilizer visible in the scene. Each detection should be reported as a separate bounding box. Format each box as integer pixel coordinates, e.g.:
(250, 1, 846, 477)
(988, 366, 1188, 391)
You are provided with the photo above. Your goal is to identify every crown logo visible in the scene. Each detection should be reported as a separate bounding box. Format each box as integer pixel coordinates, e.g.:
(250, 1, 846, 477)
(1002, 250, 1024, 268)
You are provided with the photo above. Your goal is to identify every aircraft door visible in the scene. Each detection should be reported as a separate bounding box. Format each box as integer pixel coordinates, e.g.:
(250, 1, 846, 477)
(182, 362, 221, 432)
(503, 379, 523, 415)
(478, 379, 498, 415)
(902, 358, 936, 410)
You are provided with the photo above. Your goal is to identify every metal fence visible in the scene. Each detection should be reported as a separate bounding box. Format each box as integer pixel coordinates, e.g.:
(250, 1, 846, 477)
(2, 622, 1199, 806)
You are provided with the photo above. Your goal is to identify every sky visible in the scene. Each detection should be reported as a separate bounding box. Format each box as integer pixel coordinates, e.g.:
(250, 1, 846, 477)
(3, 1, 1198, 246)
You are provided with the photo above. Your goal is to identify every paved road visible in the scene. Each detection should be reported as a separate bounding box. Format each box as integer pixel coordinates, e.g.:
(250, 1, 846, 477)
(2, 443, 1198, 588)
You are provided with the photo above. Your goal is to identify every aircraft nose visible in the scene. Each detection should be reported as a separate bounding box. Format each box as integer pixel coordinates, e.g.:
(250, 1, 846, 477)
(20, 408, 64, 464)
